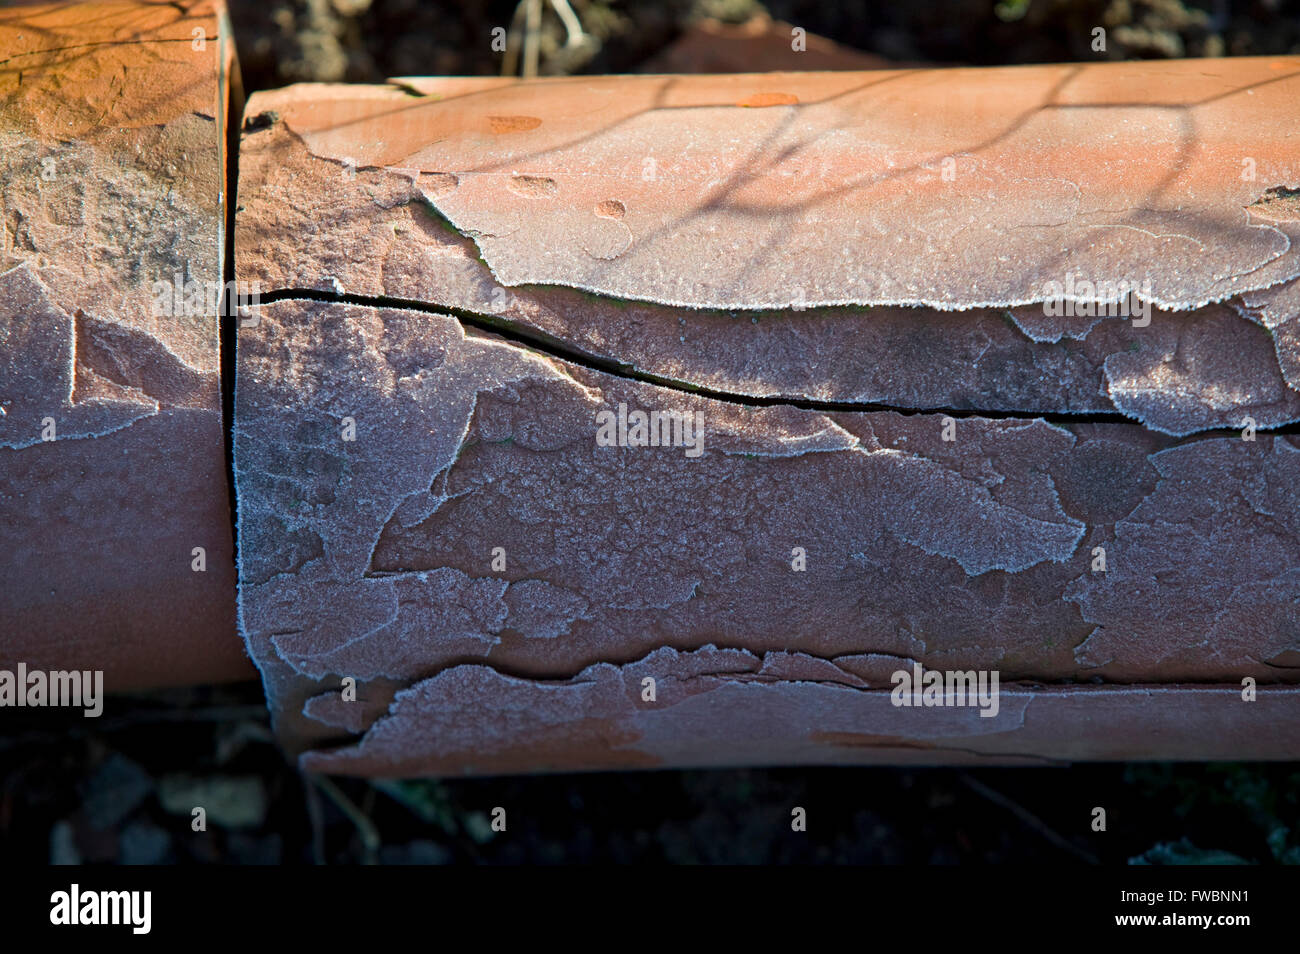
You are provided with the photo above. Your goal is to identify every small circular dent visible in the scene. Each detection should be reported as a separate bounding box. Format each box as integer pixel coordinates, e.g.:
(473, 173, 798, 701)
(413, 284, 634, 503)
(508, 174, 559, 199)
(488, 115, 543, 134)
(595, 199, 626, 220)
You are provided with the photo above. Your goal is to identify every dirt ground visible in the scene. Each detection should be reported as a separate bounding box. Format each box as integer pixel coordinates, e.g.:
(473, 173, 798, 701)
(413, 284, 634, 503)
(5, 681, 1299, 863)
(227, 0, 1300, 92)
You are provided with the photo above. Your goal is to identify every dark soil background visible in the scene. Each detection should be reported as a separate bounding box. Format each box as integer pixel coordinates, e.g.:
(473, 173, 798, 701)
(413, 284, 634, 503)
(227, 0, 1300, 91)
(5, 0, 1299, 865)
(4, 684, 1299, 864)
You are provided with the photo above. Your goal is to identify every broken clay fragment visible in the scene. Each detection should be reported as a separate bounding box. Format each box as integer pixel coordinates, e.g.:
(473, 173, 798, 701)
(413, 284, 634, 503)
(234, 299, 1300, 773)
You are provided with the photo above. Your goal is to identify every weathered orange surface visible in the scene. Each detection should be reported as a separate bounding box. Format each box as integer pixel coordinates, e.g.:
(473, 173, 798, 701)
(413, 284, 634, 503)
(259, 59, 1300, 312)
(0, 0, 251, 689)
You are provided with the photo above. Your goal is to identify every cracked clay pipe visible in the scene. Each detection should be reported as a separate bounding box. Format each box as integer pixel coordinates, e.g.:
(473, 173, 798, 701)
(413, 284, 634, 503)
(2, 1, 1298, 770)
(232, 62, 1300, 774)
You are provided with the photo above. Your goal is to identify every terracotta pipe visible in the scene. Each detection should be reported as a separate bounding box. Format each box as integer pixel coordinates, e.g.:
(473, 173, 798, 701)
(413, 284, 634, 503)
(0, 0, 253, 690)
(233, 63, 1300, 773)
(3, 1, 1298, 771)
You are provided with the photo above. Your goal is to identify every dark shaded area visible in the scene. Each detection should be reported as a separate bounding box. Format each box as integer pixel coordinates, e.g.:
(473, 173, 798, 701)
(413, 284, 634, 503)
(227, 0, 1300, 93)
(2, 684, 1296, 863)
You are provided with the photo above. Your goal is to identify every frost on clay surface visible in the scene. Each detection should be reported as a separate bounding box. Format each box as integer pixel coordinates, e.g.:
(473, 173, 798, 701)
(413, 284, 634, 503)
(1067, 438, 1300, 676)
(302, 665, 1300, 775)
(250, 60, 1300, 313)
(235, 300, 1300, 765)
(1, 266, 167, 448)
(0, 1, 243, 689)
(301, 645, 1034, 775)
(234, 62, 1300, 769)
(1238, 277, 1300, 394)
(238, 83, 1300, 435)
(0, 0, 225, 373)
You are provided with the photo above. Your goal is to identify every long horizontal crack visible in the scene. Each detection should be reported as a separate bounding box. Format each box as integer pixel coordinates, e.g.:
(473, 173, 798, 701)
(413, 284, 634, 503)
(257, 287, 1300, 435)
(260, 285, 1123, 422)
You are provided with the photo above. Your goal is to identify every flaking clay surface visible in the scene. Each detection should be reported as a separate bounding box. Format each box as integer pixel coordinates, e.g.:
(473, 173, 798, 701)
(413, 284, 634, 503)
(0, 0, 228, 371)
(237, 64, 1300, 436)
(302, 681, 1300, 776)
(0, 1, 246, 688)
(234, 300, 1300, 772)
(244, 60, 1300, 312)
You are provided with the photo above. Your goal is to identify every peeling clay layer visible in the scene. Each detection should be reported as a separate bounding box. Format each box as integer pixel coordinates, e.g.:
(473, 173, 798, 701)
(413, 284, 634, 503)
(247, 63, 1300, 312)
(236, 67, 1300, 436)
(235, 300, 1300, 770)
(0, 1, 247, 689)
(303, 657, 1300, 776)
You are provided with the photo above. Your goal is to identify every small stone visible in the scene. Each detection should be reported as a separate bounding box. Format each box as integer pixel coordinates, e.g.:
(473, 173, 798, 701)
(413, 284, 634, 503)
(82, 754, 154, 832)
(118, 821, 173, 865)
(159, 775, 267, 830)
